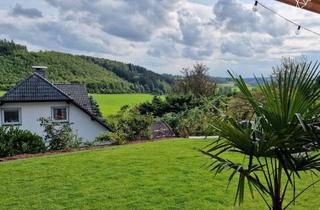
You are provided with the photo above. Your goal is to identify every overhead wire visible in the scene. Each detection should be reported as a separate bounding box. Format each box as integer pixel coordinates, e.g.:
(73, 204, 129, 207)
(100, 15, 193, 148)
(254, 1, 320, 37)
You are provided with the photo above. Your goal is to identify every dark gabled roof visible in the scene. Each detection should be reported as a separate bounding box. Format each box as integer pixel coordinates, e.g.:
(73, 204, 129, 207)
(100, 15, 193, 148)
(150, 121, 176, 139)
(0, 73, 71, 102)
(0, 73, 111, 131)
(55, 84, 92, 113)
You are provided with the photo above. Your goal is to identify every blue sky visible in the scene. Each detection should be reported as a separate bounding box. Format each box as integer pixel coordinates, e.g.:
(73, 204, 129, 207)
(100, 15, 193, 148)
(0, 0, 318, 77)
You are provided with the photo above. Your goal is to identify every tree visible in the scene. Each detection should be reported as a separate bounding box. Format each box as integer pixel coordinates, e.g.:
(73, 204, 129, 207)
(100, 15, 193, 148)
(176, 63, 216, 97)
(272, 56, 307, 79)
(0, 39, 174, 94)
(201, 61, 320, 210)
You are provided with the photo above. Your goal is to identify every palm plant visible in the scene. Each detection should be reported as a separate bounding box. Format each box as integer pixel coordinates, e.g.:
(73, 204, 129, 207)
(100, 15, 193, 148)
(202, 61, 320, 210)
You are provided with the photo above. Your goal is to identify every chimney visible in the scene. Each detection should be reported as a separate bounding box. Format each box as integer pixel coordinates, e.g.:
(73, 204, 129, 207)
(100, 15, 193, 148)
(32, 66, 47, 78)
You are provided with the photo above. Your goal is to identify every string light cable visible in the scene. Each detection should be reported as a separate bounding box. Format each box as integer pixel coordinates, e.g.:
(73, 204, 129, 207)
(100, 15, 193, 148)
(252, 0, 320, 37)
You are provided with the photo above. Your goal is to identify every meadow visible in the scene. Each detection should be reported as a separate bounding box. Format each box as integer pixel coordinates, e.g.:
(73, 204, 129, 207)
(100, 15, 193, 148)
(91, 93, 157, 116)
(0, 91, 157, 116)
(0, 139, 318, 210)
(217, 83, 254, 92)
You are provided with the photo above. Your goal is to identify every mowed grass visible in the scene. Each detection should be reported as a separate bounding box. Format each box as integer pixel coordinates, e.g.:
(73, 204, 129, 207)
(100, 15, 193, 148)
(0, 91, 5, 96)
(0, 139, 319, 210)
(91, 94, 156, 116)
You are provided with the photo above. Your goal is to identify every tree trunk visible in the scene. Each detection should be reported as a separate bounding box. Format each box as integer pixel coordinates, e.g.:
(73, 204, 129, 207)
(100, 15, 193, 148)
(272, 163, 283, 210)
(272, 199, 282, 210)
(272, 183, 283, 210)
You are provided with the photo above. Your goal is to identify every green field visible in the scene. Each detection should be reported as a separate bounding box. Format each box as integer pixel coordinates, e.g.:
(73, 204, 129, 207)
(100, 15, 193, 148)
(217, 83, 255, 92)
(0, 139, 318, 210)
(0, 92, 156, 116)
(91, 94, 156, 116)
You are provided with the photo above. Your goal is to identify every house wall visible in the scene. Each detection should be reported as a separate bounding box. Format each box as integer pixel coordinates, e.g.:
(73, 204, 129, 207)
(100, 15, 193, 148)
(0, 102, 107, 142)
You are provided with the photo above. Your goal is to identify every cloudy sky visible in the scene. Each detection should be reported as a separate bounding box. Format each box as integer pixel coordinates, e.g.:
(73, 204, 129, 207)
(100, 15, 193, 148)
(0, 0, 318, 77)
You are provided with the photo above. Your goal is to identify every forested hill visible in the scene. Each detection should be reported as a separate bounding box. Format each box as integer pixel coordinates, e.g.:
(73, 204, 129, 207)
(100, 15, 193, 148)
(0, 40, 174, 94)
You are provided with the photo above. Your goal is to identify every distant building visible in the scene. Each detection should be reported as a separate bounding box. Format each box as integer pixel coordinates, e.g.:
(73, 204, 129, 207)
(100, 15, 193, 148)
(150, 121, 175, 139)
(0, 66, 110, 141)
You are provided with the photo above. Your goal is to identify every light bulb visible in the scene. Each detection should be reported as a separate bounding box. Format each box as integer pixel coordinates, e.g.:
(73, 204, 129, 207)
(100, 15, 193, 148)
(295, 26, 301, 35)
(253, 1, 258, 12)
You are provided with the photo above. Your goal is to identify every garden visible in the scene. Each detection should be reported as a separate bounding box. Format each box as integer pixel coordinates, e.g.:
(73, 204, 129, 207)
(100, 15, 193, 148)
(1, 139, 319, 210)
(1, 58, 320, 210)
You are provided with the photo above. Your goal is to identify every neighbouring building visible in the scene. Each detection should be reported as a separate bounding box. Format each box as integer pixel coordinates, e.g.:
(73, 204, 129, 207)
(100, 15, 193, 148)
(150, 121, 175, 139)
(0, 66, 110, 141)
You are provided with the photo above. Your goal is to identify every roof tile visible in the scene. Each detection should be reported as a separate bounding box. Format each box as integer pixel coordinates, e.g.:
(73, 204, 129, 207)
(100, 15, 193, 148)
(0, 73, 70, 102)
(55, 84, 93, 113)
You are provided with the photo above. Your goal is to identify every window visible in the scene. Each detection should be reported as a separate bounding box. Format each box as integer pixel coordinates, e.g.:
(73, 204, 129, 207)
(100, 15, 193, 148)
(1, 108, 21, 125)
(52, 107, 69, 122)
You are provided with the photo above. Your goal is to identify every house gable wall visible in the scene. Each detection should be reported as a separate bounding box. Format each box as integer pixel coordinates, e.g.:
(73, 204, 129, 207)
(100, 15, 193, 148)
(0, 102, 107, 141)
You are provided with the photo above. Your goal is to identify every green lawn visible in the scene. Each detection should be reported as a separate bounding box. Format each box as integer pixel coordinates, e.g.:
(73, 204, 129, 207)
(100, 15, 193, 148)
(91, 93, 157, 116)
(0, 139, 318, 210)
(0, 91, 4, 96)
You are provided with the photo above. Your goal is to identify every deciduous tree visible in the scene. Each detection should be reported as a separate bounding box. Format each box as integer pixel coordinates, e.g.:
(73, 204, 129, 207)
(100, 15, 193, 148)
(176, 63, 216, 97)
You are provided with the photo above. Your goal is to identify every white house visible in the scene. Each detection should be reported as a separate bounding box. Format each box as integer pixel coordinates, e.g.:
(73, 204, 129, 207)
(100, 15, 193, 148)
(0, 66, 110, 141)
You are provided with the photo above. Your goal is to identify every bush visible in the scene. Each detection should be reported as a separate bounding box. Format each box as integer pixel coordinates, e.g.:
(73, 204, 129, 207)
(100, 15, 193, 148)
(162, 113, 181, 136)
(161, 99, 221, 137)
(0, 126, 46, 157)
(95, 132, 126, 145)
(95, 132, 111, 143)
(163, 109, 216, 137)
(137, 94, 204, 117)
(107, 132, 126, 145)
(111, 107, 154, 142)
(39, 117, 82, 150)
(227, 91, 264, 121)
(178, 107, 217, 137)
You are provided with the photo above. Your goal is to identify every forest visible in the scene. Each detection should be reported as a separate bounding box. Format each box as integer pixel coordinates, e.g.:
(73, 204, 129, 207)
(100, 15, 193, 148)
(0, 39, 174, 94)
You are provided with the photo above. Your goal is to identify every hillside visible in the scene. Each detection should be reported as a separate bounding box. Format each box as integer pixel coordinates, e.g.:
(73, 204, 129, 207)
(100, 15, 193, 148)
(82, 56, 175, 93)
(0, 40, 174, 94)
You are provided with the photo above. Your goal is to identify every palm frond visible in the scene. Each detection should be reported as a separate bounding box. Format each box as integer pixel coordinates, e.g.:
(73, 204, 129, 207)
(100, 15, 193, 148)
(204, 61, 320, 209)
(200, 149, 270, 206)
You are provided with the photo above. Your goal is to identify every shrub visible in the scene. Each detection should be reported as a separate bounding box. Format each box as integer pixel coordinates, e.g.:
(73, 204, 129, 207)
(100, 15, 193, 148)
(227, 91, 264, 121)
(162, 113, 181, 136)
(39, 117, 81, 150)
(0, 126, 46, 157)
(111, 107, 154, 142)
(162, 102, 219, 137)
(107, 132, 126, 145)
(137, 94, 204, 117)
(95, 132, 110, 143)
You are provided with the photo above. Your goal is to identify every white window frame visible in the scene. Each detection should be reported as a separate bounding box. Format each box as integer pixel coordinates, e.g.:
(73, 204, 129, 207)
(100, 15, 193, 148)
(51, 106, 69, 122)
(1, 108, 22, 125)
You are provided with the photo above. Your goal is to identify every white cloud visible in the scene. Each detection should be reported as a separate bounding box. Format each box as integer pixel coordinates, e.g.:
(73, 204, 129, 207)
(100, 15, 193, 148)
(0, 0, 317, 77)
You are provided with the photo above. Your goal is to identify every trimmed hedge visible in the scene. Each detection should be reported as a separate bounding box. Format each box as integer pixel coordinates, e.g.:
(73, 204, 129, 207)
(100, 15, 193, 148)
(0, 126, 46, 157)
